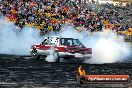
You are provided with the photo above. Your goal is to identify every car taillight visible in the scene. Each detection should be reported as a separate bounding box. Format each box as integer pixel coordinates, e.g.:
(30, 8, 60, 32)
(86, 48, 92, 54)
(89, 48, 92, 54)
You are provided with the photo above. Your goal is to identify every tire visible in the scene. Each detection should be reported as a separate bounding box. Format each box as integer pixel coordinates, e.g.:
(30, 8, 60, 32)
(31, 49, 40, 59)
(53, 51, 60, 63)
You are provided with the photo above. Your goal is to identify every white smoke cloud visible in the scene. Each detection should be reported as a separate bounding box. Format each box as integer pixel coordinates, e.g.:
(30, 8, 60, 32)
(58, 25, 132, 63)
(0, 18, 131, 63)
(0, 18, 42, 55)
(45, 46, 59, 62)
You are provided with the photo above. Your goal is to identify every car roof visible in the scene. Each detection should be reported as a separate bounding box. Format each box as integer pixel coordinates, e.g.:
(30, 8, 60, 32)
(61, 38, 77, 39)
(47, 36, 78, 40)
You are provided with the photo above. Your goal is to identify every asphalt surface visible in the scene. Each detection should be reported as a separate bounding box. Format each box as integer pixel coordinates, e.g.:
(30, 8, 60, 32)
(0, 55, 132, 88)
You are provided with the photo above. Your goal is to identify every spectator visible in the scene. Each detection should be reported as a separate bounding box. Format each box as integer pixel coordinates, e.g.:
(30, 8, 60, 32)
(0, 0, 131, 35)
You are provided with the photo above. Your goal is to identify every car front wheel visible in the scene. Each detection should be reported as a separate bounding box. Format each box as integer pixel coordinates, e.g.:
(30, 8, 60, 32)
(31, 49, 40, 59)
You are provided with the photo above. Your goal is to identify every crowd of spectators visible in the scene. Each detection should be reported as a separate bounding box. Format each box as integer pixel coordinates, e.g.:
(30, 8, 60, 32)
(0, 0, 131, 35)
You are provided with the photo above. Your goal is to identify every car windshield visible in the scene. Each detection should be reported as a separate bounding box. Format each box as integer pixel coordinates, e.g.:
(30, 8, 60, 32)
(41, 37, 59, 45)
(60, 38, 84, 46)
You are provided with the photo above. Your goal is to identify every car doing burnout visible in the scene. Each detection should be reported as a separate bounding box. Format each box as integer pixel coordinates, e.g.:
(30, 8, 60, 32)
(30, 36, 92, 62)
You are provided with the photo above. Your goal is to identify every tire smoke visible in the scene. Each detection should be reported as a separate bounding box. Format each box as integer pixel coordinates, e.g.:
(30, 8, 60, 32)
(58, 26, 132, 63)
(45, 46, 58, 62)
(0, 18, 131, 63)
(0, 18, 42, 55)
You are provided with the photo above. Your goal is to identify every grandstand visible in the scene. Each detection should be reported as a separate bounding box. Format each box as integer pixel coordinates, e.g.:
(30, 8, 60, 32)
(0, 0, 131, 41)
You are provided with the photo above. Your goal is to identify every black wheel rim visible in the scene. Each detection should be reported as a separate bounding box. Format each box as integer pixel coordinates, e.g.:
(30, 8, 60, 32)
(31, 50, 38, 59)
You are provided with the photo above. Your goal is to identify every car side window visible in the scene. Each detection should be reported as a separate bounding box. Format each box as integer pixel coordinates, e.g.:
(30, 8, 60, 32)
(60, 38, 73, 46)
(61, 39, 65, 45)
(61, 38, 68, 45)
(67, 40, 72, 46)
(73, 39, 78, 46)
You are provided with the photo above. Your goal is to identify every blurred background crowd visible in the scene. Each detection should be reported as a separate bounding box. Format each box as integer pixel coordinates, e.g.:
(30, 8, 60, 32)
(0, 0, 131, 38)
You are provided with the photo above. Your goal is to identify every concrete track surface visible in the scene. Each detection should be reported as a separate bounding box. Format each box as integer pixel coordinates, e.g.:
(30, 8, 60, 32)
(0, 55, 132, 88)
